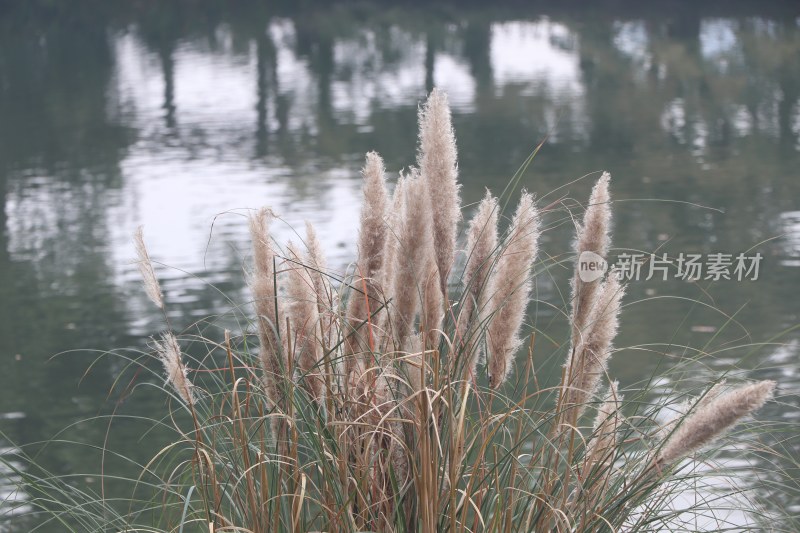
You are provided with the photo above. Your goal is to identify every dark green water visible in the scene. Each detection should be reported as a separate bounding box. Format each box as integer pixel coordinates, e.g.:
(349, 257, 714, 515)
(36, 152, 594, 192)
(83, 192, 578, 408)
(1, 1, 799, 530)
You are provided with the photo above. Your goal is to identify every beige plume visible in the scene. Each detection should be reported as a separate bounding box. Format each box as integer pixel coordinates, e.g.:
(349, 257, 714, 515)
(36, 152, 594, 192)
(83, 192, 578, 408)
(349, 152, 389, 324)
(418, 88, 461, 294)
(154, 332, 194, 405)
(381, 176, 407, 302)
(286, 242, 324, 402)
(570, 173, 612, 343)
(346, 152, 390, 371)
(656, 380, 776, 469)
(249, 208, 286, 428)
(585, 381, 622, 472)
(562, 275, 624, 420)
(457, 190, 499, 378)
(389, 171, 433, 344)
(305, 221, 337, 350)
(134, 226, 164, 309)
(486, 192, 540, 388)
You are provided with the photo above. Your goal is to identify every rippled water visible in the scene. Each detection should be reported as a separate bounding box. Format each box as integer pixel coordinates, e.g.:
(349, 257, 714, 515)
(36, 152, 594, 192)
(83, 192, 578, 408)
(1, 2, 798, 530)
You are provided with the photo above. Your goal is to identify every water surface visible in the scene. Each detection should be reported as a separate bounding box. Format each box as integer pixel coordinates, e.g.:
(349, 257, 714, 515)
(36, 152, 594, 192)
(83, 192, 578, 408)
(1, 2, 798, 529)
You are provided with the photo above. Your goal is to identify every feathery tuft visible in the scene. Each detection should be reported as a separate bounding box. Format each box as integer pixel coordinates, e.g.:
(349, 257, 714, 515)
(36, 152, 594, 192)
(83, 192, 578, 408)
(658, 380, 728, 441)
(346, 152, 390, 368)
(486, 192, 539, 388)
(562, 275, 624, 419)
(305, 221, 337, 349)
(418, 88, 461, 294)
(571, 173, 612, 341)
(559, 174, 619, 422)
(249, 208, 285, 420)
(154, 332, 194, 405)
(286, 242, 324, 402)
(381, 176, 407, 298)
(134, 226, 164, 309)
(421, 253, 443, 349)
(458, 190, 499, 377)
(305, 221, 329, 307)
(389, 171, 433, 343)
(585, 381, 622, 470)
(355, 152, 390, 287)
(656, 380, 776, 469)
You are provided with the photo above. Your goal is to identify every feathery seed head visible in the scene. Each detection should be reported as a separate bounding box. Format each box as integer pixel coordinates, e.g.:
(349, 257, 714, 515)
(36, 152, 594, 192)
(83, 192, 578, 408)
(571, 173, 612, 339)
(381, 176, 407, 293)
(286, 242, 324, 401)
(486, 191, 540, 388)
(579, 172, 612, 259)
(418, 88, 461, 294)
(457, 190, 500, 377)
(658, 380, 728, 441)
(304, 221, 328, 297)
(585, 380, 622, 470)
(389, 171, 433, 343)
(421, 254, 444, 348)
(305, 221, 337, 349)
(134, 226, 164, 309)
(463, 190, 500, 303)
(656, 380, 776, 469)
(154, 332, 194, 405)
(249, 207, 286, 418)
(250, 208, 276, 282)
(563, 275, 625, 418)
(346, 152, 390, 362)
(357, 151, 390, 280)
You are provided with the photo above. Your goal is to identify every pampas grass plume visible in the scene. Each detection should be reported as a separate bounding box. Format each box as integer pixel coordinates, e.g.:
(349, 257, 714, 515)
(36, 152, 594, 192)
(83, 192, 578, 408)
(458, 190, 499, 376)
(421, 254, 443, 348)
(658, 380, 728, 441)
(249, 207, 285, 416)
(346, 152, 390, 367)
(571, 173, 612, 340)
(586, 380, 622, 469)
(134, 226, 164, 309)
(154, 332, 194, 405)
(305, 221, 330, 308)
(486, 191, 539, 388)
(381, 176, 406, 297)
(348, 151, 389, 318)
(418, 88, 461, 293)
(305, 221, 337, 349)
(563, 275, 625, 418)
(286, 242, 324, 401)
(389, 171, 433, 343)
(656, 380, 776, 468)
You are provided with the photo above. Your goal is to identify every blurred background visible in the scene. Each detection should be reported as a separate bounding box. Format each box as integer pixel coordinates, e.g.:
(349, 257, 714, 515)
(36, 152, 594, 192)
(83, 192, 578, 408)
(0, 1, 798, 530)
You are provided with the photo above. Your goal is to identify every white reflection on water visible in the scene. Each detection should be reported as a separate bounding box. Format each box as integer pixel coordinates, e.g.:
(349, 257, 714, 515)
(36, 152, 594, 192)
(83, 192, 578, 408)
(5, 14, 797, 334)
(113, 30, 259, 138)
(490, 20, 581, 97)
(332, 26, 425, 122)
(105, 155, 362, 334)
(779, 211, 800, 267)
(661, 97, 687, 144)
(271, 19, 318, 134)
(0, 443, 32, 523)
(700, 19, 740, 72)
(490, 20, 586, 140)
(626, 456, 762, 531)
(613, 20, 651, 69)
(434, 53, 476, 111)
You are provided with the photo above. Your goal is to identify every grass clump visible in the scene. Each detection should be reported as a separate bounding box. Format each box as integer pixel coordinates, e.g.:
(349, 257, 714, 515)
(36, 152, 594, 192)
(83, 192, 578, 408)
(2, 89, 790, 532)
